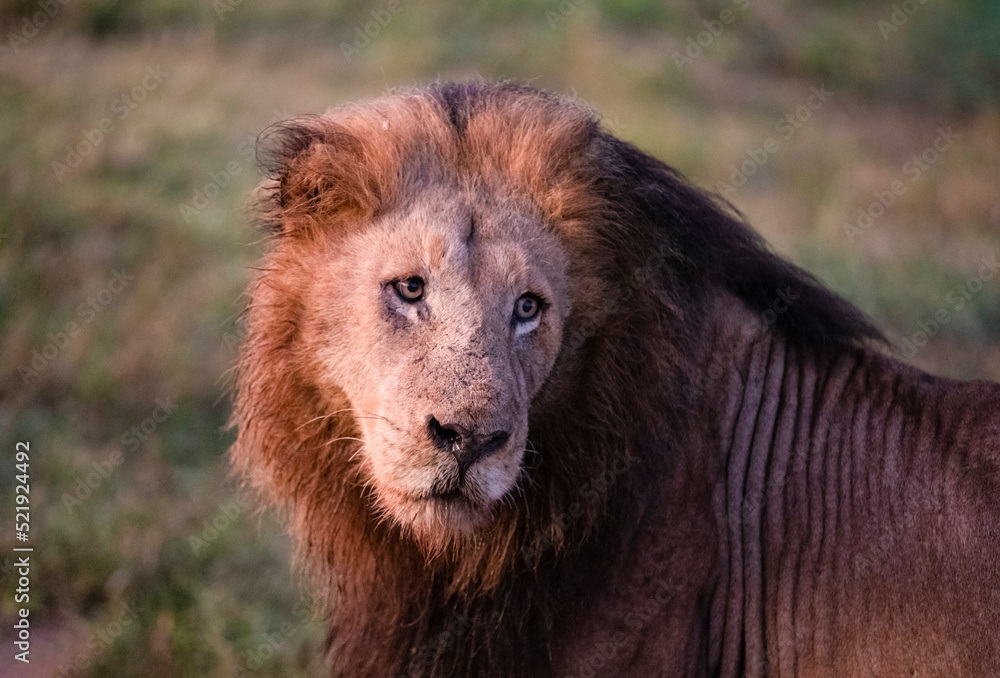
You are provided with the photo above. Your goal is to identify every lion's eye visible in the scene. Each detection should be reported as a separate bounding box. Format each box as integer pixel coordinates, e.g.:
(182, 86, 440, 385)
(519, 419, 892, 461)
(513, 294, 541, 322)
(395, 277, 424, 302)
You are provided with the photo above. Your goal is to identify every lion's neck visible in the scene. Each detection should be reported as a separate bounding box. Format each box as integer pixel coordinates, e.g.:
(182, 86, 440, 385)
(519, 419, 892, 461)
(697, 293, 955, 677)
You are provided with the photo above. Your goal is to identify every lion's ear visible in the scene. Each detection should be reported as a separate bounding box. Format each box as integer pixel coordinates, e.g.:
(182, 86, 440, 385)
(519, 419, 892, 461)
(257, 118, 385, 234)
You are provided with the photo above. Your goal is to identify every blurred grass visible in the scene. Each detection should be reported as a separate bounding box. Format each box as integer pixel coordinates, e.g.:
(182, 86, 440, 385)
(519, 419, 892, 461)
(0, 1, 998, 676)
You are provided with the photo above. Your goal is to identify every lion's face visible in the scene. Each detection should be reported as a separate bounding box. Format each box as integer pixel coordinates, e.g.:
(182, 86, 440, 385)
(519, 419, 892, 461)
(301, 190, 569, 542)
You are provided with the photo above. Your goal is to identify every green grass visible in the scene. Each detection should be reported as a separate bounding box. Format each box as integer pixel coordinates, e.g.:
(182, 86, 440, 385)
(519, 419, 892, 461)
(1, 1, 998, 675)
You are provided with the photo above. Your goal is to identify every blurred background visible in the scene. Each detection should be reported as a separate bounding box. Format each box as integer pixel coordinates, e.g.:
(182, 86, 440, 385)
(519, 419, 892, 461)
(0, 0, 997, 675)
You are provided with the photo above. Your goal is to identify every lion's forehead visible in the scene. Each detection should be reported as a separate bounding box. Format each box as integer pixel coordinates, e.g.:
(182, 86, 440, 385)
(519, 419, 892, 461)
(353, 193, 566, 301)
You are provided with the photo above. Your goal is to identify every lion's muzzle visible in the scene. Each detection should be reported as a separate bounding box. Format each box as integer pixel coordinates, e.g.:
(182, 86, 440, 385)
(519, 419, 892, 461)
(427, 415, 511, 482)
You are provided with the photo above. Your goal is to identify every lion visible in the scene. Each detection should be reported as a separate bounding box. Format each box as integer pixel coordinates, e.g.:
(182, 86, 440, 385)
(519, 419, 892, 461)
(230, 82, 1000, 677)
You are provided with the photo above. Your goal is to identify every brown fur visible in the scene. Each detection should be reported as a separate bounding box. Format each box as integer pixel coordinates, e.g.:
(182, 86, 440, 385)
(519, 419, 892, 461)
(231, 82, 1000, 677)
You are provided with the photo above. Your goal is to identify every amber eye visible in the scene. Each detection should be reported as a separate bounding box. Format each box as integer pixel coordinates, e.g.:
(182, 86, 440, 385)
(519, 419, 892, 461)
(395, 277, 424, 302)
(513, 294, 541, 321)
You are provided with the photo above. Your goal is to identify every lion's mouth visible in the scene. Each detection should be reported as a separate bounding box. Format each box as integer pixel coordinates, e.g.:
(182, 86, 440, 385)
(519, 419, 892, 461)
(422, 482, 477, 507)
(416, 475, 488, 510)
(429, 487, 464, 501)
(371, 468, 507, 539)
(425, 472, 468, 500)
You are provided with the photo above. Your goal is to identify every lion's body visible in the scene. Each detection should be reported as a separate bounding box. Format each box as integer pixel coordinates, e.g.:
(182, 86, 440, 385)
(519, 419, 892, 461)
(231, 83, 1000, 677)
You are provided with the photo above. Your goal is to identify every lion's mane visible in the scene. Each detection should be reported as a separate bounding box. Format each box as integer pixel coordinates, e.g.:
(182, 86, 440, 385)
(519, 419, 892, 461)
(230, 82, 880, 677)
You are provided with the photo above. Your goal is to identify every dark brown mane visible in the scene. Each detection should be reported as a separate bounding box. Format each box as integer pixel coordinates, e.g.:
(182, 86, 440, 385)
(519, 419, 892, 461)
(232, 81, 886, 677)
(583, 128, 884, 351)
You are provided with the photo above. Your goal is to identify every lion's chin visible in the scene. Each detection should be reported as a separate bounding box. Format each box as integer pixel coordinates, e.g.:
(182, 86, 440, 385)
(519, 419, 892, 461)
(375, 484, 499, 547)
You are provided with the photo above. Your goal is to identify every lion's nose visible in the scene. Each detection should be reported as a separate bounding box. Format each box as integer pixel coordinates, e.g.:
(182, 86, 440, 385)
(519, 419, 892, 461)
(427, 416, 510, 480)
